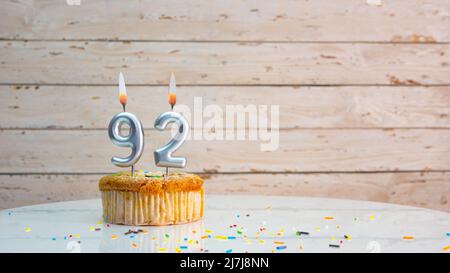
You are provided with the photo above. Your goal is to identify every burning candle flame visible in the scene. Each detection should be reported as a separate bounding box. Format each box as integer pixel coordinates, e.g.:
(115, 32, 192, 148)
(168, 72, 176, 109)
(118, 72, 127, 111)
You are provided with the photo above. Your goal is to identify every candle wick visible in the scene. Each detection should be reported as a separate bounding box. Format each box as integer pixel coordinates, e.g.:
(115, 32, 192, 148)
(122, 104, 126, 112)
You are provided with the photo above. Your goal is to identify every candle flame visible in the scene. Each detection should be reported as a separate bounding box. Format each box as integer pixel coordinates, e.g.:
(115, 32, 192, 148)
(118, 72, 127, 109)
(168, 72, 176, 108)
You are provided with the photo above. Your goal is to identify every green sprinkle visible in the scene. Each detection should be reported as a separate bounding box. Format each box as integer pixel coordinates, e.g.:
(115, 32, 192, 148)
(111, 172, 122, 177)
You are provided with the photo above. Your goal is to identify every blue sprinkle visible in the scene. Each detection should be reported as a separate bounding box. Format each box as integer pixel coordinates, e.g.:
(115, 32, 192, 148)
(276, 245, 287, 250)
(208, 235, 212, 238)
(63, 236, 67, 240)
(130, 235, 135, 239)
(8, 212, 11, 216)
(184, 237, 188, 241)
(447, 233, 450, 236)
(180, 246, 188, 249)
(226, 249, 233, 253)
(52, 237, 56, 241)
(228, 236, 236, 240)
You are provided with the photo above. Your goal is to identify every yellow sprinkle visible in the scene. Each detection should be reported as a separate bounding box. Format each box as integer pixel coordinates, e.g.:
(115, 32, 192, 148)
(24, 227, 31, 232)
(331, 236, 336, 241)
(111, 235, 118, 240)
(97, 220, 103, 224)
(205, 229, 213, 234)
(345, 235, 352, 241)
(188, 239, 195, 244)
(89, 227, 95, 231)
(369, 215, 375, 221)
(176, 247, 181, 253)
(158, 247, 168, 252)
(324, 216, 334, 220)
(74, 234, 81, 238)
(131, 243, 139, 248)
(336, 225, 341, 229)
(402, 236, 415, 240)
(443, 245, 450, 251)
(215, 235, 228, 240)
(266, 206, 272, 210)
(316, 227, 321, 232)
(259, 240, 265, 245)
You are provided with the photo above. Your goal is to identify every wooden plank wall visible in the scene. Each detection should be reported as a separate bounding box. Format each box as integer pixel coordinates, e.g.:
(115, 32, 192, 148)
(0, 0, 449, 211)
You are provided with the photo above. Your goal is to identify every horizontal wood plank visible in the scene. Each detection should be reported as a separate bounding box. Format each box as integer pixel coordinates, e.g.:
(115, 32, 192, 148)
(1, 172, 448, 212)
(2, 85, 450, 129)
(1, 41, 449, 85)
(1, 0, 449, 42)
(0, 129, 449, 173)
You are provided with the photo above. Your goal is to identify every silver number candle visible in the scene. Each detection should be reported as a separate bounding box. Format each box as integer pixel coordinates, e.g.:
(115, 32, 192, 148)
(153, 111, 189, 168)
(108, 112, 144, 167)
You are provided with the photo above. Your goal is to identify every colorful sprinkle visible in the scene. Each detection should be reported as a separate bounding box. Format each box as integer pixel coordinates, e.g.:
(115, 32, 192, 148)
(24, 227, 31, 232)
(369, 215, 375, 221)
(201, 235, 209, 239)
(344, 235, 352, 241)
(274, 241, 285, 245)
(205, 229, 213, 234)
(51, 237, 56, 241)
(111, 235, 118, 240)
(180, 246, 188, 249)
(329, 244, 340, 248)
(158, 247, 167, 252)
(443, 245, 450, 251)
(276, 245, 287, 250)
(402, 236, 415, 240)
(215, 235, 228, 240)
(324, 216, 334, 220)
(226, 249, 233, 253)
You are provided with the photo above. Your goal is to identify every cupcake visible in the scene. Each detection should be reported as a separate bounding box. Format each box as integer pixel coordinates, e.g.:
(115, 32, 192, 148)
(99, 171, 204, 226)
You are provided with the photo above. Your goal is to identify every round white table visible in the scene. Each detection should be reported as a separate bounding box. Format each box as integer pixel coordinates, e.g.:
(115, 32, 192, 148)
(0, 195, 449, 253)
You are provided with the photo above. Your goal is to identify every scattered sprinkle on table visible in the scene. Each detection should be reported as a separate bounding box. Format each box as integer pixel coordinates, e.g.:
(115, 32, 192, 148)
(274, 241, 285, 245)
(369, 215, 376, 221)
(443, 245, 450, 251)
(324, 216, 334, 220)
(215, 235, 228, 240)
(111, 235, 118, 240)
(402, 236, 415, 240)
(329, 244, 340, 248)
(132, 243, 139, 249)
(24, 227, 31, 232)
(344, 235, 352, 240)
(226, 249, 233, 253)
(276, 245, 287, 250)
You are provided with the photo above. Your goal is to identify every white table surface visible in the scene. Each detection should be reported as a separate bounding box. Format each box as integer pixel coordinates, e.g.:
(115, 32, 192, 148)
(0, 195, 449, 253)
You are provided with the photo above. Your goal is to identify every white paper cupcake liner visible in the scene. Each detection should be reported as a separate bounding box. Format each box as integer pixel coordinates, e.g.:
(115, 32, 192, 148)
(101, 189, 204, 226)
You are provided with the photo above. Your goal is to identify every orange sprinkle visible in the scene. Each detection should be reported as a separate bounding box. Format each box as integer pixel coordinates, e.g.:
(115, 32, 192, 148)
(131, 242, 139, 248)
(201, 235, 209, 239)
(402, 236, 415, 240)
(443, 245, 450, 251)
(274, 241, 285, 245)
(324, 216, 334, 220)
(111, 235, 118, 240)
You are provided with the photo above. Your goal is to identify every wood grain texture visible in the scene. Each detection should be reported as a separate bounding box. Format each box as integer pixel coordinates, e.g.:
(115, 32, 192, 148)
(1, 41, 449, 85)
(1, 172, 448, 212)
(1, 129, 449, 173)
(2, 85, 450, 129)
(1, 0, 449, 42)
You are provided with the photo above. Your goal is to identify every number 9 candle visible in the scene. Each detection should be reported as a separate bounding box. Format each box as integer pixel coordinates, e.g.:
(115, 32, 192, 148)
(108, 72, 144, 176)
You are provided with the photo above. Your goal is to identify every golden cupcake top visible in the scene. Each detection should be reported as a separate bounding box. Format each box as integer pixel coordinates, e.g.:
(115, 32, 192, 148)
(99, 171, 204, 194)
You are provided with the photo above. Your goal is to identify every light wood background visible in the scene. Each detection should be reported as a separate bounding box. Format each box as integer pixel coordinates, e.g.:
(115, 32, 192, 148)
(1, 0, 449, 211)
